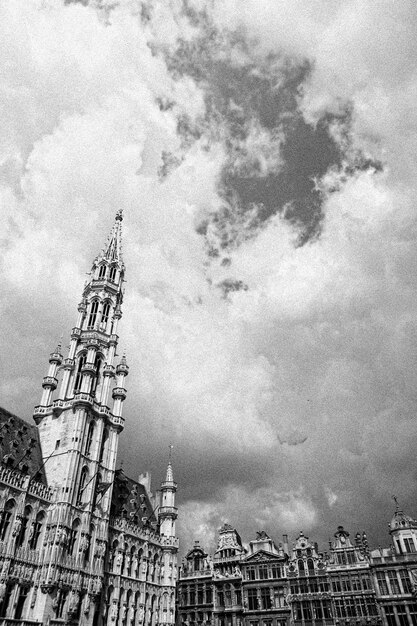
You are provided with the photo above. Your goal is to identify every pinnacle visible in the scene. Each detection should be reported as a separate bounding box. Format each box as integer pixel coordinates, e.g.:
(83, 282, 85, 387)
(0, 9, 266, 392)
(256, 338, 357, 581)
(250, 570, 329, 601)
(166, 461, 174, 483)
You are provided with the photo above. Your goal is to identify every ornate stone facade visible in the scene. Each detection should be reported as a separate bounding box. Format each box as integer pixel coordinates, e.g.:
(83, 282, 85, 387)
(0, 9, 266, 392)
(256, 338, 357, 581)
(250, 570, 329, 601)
(0, 212, 178, 625)
(178, 509, 417, 626)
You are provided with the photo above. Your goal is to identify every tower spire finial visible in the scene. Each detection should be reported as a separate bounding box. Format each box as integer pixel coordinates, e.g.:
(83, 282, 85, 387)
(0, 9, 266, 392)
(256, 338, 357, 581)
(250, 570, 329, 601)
(166, 445, 174, 482)
(99, 209, 124, 264)
(392, 495, 400, 512)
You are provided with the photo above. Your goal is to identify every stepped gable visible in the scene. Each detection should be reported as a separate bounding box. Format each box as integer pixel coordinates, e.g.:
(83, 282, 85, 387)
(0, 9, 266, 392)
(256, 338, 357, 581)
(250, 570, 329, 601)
(111, 468, 157, 527)
(0, 406, 46, 484)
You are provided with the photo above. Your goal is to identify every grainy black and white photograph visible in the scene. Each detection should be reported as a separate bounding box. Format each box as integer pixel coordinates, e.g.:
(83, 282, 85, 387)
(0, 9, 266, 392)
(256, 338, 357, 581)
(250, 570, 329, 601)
(1, 0, 417, 624)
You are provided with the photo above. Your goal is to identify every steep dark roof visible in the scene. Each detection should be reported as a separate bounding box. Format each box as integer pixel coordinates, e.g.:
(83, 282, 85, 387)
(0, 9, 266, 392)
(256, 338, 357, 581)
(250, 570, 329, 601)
(0, 407, 47, 484)
(111, 469, 157, 529)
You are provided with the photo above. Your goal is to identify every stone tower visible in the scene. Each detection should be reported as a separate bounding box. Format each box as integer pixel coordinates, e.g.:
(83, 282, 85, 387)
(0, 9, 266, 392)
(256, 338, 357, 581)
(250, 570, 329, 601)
(159, 454, 178, 591)
(32, 210, 128, 623)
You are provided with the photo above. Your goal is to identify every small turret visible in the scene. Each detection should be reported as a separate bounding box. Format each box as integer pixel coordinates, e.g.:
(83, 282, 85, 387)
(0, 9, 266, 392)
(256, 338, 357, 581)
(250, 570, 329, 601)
(159, 447, 178, 539)
(389, 497, 417, 555)
(39, 342, 63, 407)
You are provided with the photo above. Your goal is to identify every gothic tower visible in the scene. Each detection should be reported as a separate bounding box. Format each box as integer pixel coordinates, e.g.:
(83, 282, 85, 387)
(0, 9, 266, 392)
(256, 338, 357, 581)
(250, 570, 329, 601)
(32, 210, 128, 623)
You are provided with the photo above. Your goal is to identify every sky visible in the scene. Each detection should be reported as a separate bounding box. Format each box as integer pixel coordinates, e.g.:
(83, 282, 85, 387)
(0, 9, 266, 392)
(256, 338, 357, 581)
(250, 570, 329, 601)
(1, 0, 417, 557)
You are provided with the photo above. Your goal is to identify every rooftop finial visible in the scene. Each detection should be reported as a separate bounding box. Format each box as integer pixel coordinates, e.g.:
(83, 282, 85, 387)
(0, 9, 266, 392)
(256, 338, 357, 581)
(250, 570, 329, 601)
(392, 495, 400, 512)
(165, 445, 174, 482)
(99, 210, 124, 263)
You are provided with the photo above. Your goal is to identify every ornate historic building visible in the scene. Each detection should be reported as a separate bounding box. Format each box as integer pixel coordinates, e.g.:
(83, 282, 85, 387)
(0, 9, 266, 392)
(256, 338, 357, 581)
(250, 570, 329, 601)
(0, 212, 178, 625)
(178, 506, 417, 626)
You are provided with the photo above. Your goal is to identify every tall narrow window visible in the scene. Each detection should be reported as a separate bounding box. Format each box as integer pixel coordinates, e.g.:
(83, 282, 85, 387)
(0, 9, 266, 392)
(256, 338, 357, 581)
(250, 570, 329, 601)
(68, 520, 80, 556)
(29, 511, 45, 550)
(99, 428, 109, 464)
(56, 590, 68, 618)
(298, 559, 305, 576)
(101, 302, 111, 328)
(16, 506, 31, 549)
(98, 264, 106, 279)
(74, 354, 86, 392)
(87, 300, 99, 329)
(109, 266, 116, 282)
(0, 500, 15, 542)
(14, 586, 29, 620)
(85, 422, 95, 456)
(91, 355, 102, 397)
(0, 584, 14, 618)
(77, 467, 89, 506)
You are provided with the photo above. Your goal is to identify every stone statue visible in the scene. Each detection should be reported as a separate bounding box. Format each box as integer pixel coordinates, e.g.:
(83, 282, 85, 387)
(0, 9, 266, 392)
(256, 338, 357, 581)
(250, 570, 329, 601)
(12, 517, 22, 537)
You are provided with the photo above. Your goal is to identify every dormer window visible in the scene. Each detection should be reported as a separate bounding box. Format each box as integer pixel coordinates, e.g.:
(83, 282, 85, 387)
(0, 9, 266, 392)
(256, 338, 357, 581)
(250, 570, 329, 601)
(98, 264, 106, 279)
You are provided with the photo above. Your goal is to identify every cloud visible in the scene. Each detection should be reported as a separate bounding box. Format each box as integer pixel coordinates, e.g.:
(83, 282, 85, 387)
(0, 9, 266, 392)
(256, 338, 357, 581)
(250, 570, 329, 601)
(1, 0, 417, 557)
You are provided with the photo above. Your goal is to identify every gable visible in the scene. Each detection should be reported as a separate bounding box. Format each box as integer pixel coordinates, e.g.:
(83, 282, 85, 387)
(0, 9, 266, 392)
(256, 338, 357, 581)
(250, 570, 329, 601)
(243, 550, 283, 563)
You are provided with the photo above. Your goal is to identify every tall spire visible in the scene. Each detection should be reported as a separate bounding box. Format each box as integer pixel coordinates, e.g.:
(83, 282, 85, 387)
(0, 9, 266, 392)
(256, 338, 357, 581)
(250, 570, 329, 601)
(159, 444, 178, 539)
(34, 210, 127, 421)
(101, 209, 123, 263)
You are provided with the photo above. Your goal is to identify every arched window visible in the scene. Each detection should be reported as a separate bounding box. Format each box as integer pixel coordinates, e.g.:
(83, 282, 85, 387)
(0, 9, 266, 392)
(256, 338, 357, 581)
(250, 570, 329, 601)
(74, 353, 86, 392)
(87, 300, 99, 329)
(85, 421, 95, 456)
(98, 264, 106, 279)
(0, 499, 15, 542)
(77, 467, 89, 507)
(109, 266, 117, 282)
(298, 559, 305, 576)
(101, 302, 111, 329)
(29, 511, 45, 550)
(307, 558, 315, 575)
(14, 585, 29, 620)
(0, 583, 14, 618)
(68, 519, 80, 556)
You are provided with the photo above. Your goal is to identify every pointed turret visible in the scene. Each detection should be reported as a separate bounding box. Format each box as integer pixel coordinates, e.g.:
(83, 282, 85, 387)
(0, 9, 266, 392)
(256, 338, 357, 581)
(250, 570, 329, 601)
(159, 447, 178, 539)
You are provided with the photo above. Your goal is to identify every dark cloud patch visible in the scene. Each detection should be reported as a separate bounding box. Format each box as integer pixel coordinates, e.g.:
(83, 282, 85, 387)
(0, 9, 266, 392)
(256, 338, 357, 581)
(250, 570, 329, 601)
(161, 12, 382, 253)
(158, 150, 184, 181)
(217, 278, 248, 298)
